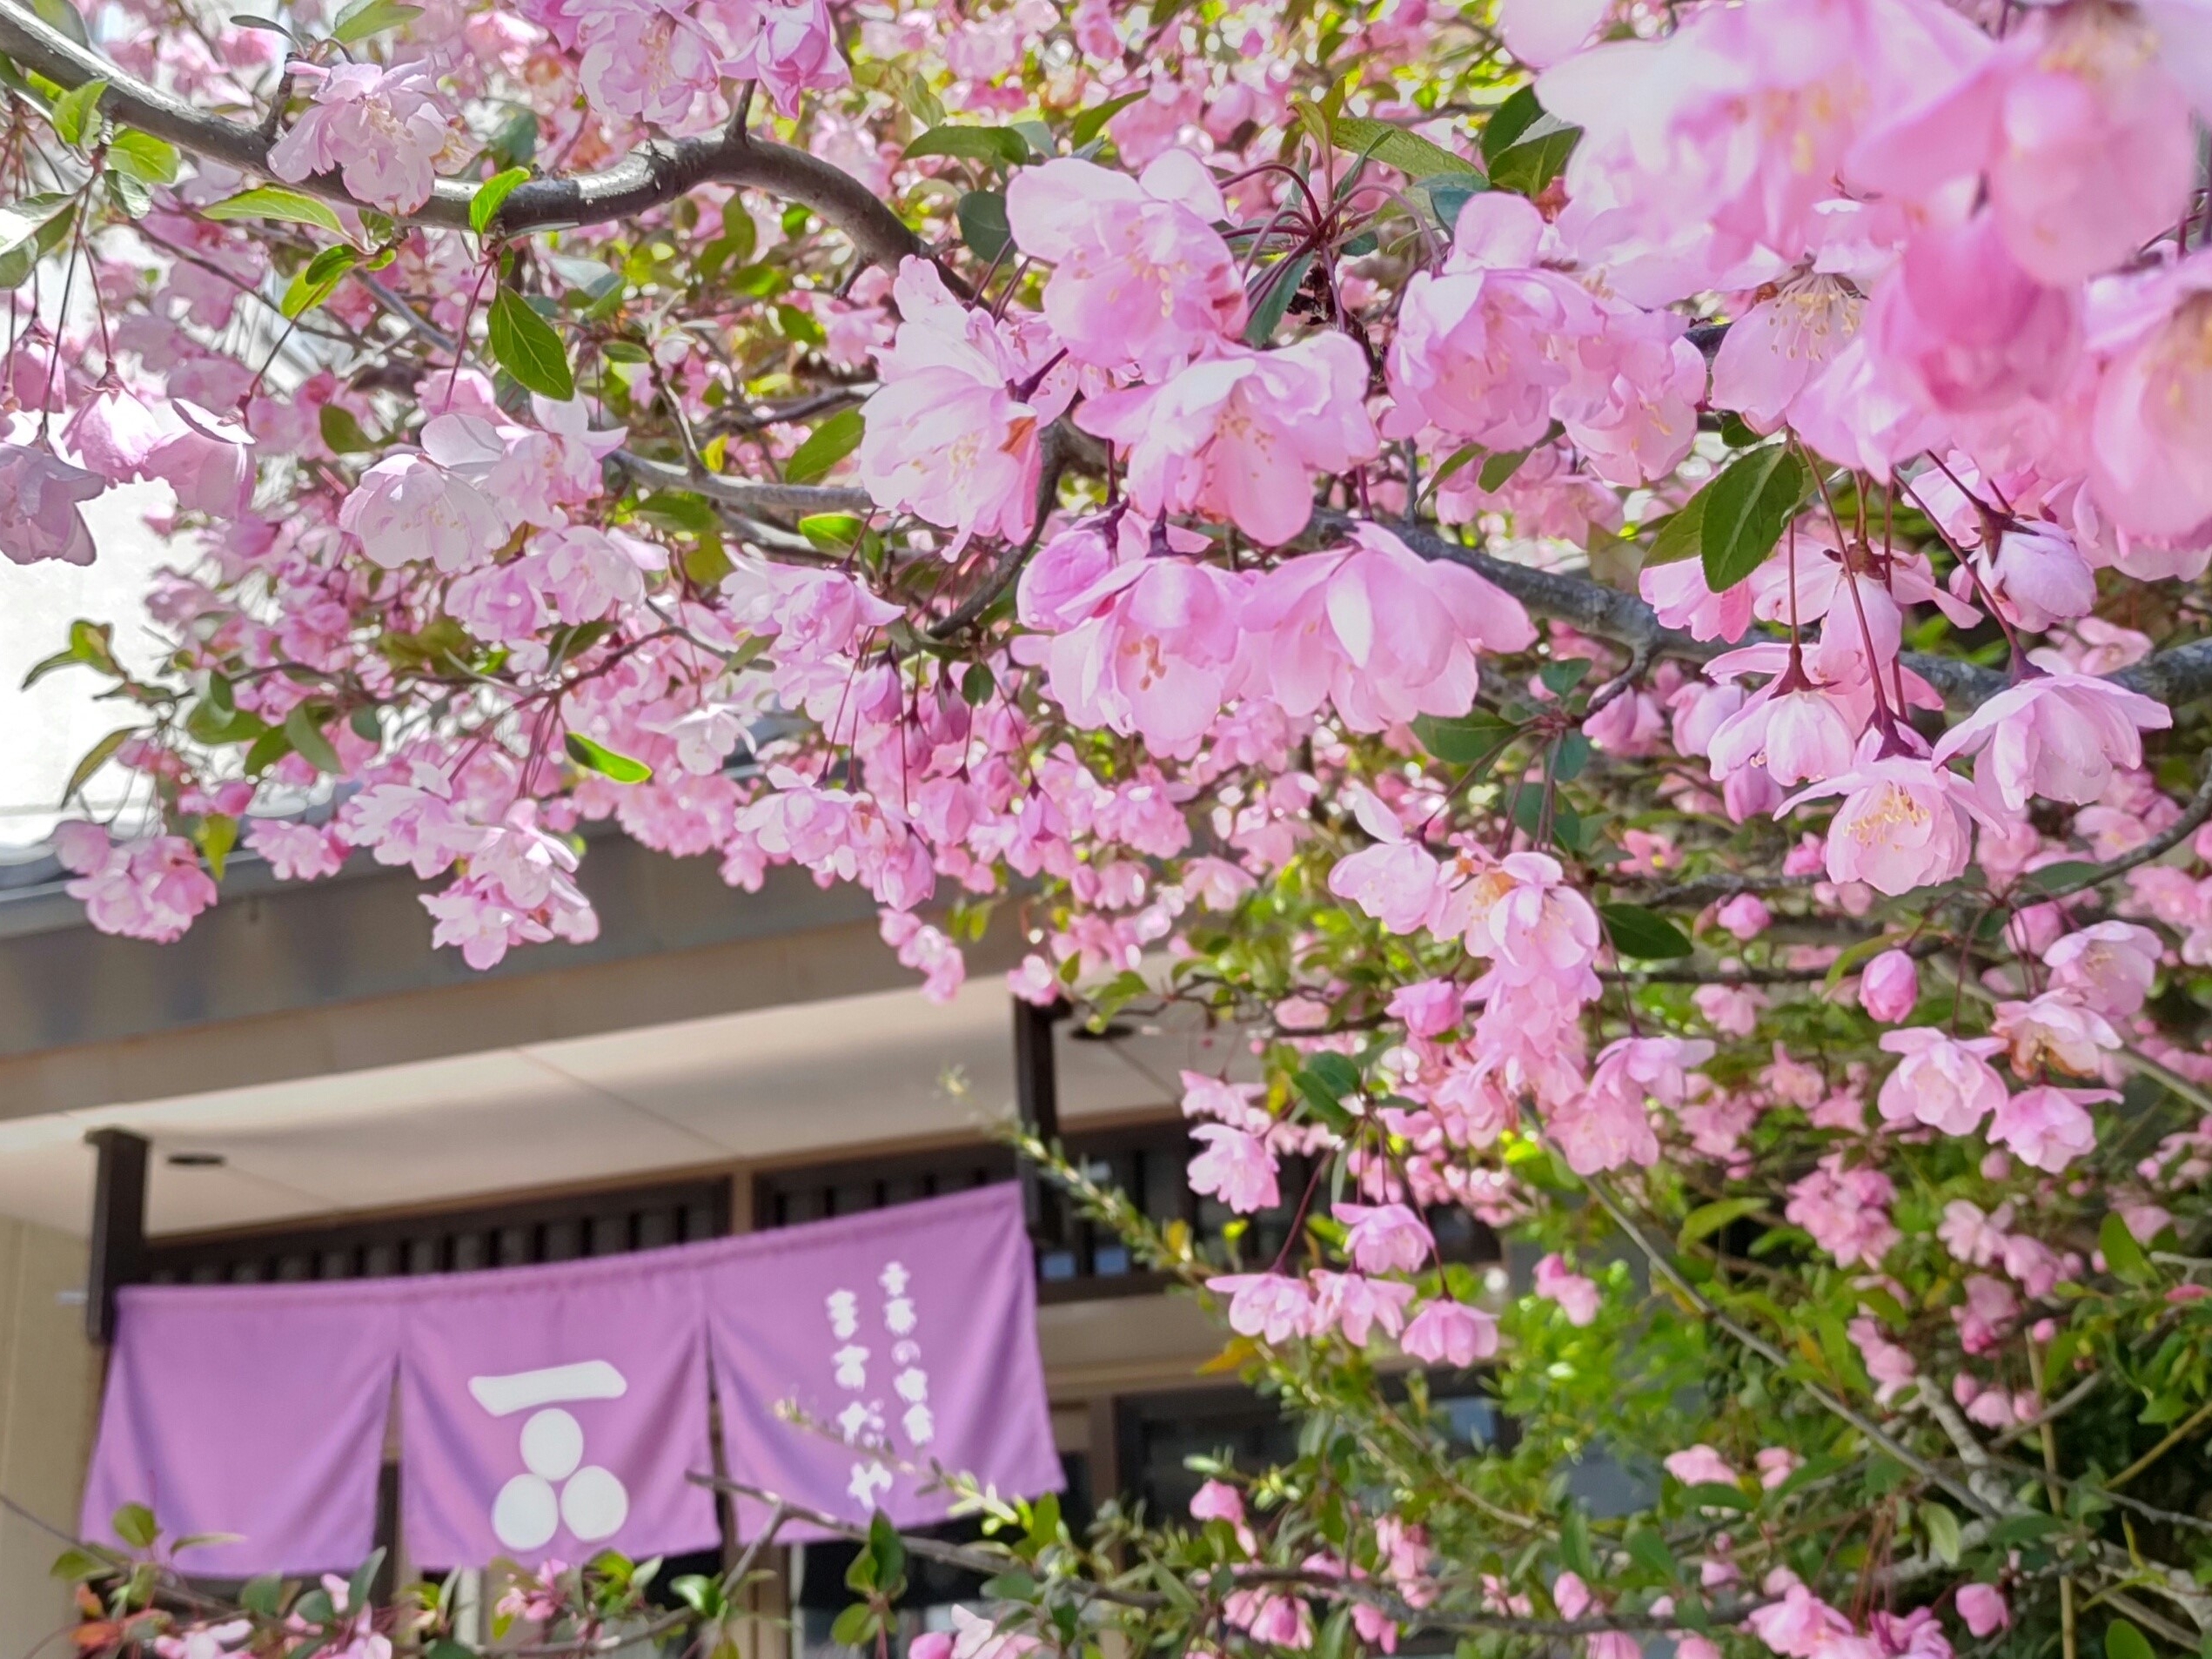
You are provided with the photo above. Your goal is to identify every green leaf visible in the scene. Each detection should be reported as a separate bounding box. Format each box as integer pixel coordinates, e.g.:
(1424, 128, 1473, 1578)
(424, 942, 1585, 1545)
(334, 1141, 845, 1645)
(1989, 1512, 2063, 1547)
(2022, 860, 2100, 895)
(670, 1575, 727, 1618)
(1243, 250, 1313, 347)
(282, 244, 358, 319)
(1599, 902, 1694, 961)
(203, 185, 346, 238)
(956, 190, 1011, 261)
(1679, 1197, 1765, 1248)
(798, 512, 865, 552)
(106, 129, 178, 185)
(1645, 494, 1708, 568)
(2107, 1622, 2155, 1659)
(1538, 657, 1591, 695)
(1700, 445, 1809, 593)
(238, 1573, 286, 1615)
(1487, 116, 1580, 198)
(1558, 1506, 1592, 1579)
(829, 1604, 877, 1648)
(1920, 1502, 1962, 1567)
(1479, 86, 1544, 164)
(785, 407, 865, 484)
(50, 1546, 111, 1581)
(487, 286, 574, 400)
(1417, 172, 1484, 235)
(1478, 445, 1537, 492)
(1071, 91, 1146, 150)
(961, 662, 995, 705)
(1679, 1482, 1752, 1511)
(330, 0, 421, 42)
(318, 404, 372, 453)
(905, 124, 1032, 168)
(111, 1503, 158, 1550)
(283, 705, 343, 774)
(50, 77, 105, 147)
(346, 1550, 385, 1618)
(245, 726, 294, 777)
(470, 166, 531, 236)
(1331, 114, 1478, 178)
(565, 731, 653, 784)
(62, 728, 133, 806)
(1411, 709, 1518, 765)
(0, 194, 74, 266)
(2101, 1212, 2153, 1285)
(1305, 1051, 1362, 1097)
(1626, 1527, 1679, 1582)
(23, 617, 117, 687)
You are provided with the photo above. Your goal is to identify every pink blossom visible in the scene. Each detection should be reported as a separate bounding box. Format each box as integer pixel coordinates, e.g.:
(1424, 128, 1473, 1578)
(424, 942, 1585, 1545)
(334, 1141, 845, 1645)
(1712, 278, 1863, 433)
(1497, 0, 1607, 65)
(1954, 1586, 2008, 1639)
(1553, 1572, 1592, 1621)
(57, 825, 218, 944)
(1954, 1273, 2019, 1353)
(727, 0, 850, 118)
(1541, 0, 1988, 301)
(1862, 212, 2080, 415)
(1782, 751, 1987, 898)
(1006, 153, 1243, 376)
(1746, 1575, 1857, 1659)
(1533, 1253, 1599, 1326)
(1848, 1316, 1919, 1404)
(1992, 992, 2120, 1081)
(1180, 1071, 1269, 1131)
(1664, 1445, 1739, 1489)
(1389, 978, 1464, 1038)
(1039, 554, 1250, 758)
(1708, 679, 1860, 791)
(1336, 1202, 1433, 1273)
(860, 259, 1069, 553)
(245, 819, 348, 881)
(1382, 195, 1587, 452)
(1785, 1155, 1899, 1268)
(577, 3, 721, 129)
(1188, 1125, 1281, 1213)
(1189, 1478, 1245, 1527)
(2045, 922, 2162, 1018)
(1990, 1085, 2111, 1173)
(1243, 524, 1535, 732)
(1223, 1588, 1314, 1650)
(142, 400, 254, 516)
(1715, 894, 1772, 941)
(1641, 559, 1755, 646)
(1937, 1199, 2008, 1268)
(1207, 1272, 1313, 1342)
(1453, 851, 1602, 996)
(1076, 334, 1378, 547)
(0, 440, 104, 566)
(1756, 1447, 1803, 1488)
(1850, 3, 2194, 286)
(62, 385, 166, 481)
(1859, 950, 1919, 1023)
(1309, 1271, 1415, 1346)
(1400, 1298, 1498, 1365)
(338, 425, 511, 574)
(2086, 262, 2212, 541)
(1877, 1029, 2008, 1135)
(268, 63, 448, 213)
(1932, 674, 2171, 812)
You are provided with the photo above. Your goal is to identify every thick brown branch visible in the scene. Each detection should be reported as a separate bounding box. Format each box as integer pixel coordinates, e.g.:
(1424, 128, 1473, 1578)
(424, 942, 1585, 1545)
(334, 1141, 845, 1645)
(0, 0, 926, 271)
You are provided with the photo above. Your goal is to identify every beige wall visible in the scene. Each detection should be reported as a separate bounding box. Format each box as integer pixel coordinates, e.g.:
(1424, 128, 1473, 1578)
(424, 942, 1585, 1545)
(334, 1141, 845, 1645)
(0, 1219, 99, 1657)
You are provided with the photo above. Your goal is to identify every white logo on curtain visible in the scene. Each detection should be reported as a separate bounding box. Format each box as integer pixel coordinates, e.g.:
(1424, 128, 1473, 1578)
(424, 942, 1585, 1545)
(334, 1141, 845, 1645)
(470, 1360, 631, 1550)
(823, 1260, 933, 1509)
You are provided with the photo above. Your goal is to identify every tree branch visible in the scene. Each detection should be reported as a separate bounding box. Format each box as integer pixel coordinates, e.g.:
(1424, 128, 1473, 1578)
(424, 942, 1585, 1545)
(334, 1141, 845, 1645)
(0, 0, 926, 271)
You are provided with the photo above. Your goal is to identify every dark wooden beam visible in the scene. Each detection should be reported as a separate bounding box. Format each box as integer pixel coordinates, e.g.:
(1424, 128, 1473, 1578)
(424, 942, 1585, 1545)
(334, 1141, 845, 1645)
(1013, 998, 1067, 1249)
(84, 1127, 149, 1344)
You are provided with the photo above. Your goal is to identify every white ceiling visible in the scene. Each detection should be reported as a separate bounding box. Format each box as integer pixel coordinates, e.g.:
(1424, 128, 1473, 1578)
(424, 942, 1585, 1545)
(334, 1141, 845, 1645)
(0, 978, 1251, 1238)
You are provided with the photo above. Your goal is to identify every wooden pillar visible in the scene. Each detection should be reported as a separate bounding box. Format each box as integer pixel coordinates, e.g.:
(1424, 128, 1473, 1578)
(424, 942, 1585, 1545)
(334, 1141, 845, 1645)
(84, 1128, 149, 1345)
(1013, 998, 1067, 1249)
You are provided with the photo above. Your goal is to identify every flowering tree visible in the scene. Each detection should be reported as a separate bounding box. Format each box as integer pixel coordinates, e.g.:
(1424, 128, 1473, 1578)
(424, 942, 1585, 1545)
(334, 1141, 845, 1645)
(12, 0, 2212, 1655)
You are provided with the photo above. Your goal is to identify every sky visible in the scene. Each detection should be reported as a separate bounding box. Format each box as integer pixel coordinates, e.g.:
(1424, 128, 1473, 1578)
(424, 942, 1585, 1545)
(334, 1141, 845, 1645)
(0, 484, 173, 850)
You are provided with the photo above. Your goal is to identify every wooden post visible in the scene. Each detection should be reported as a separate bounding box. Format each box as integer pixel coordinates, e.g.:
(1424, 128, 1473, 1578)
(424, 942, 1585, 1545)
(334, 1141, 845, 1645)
(1013, 998, 1066, 1249)
(84, 1128, 149, 1345)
